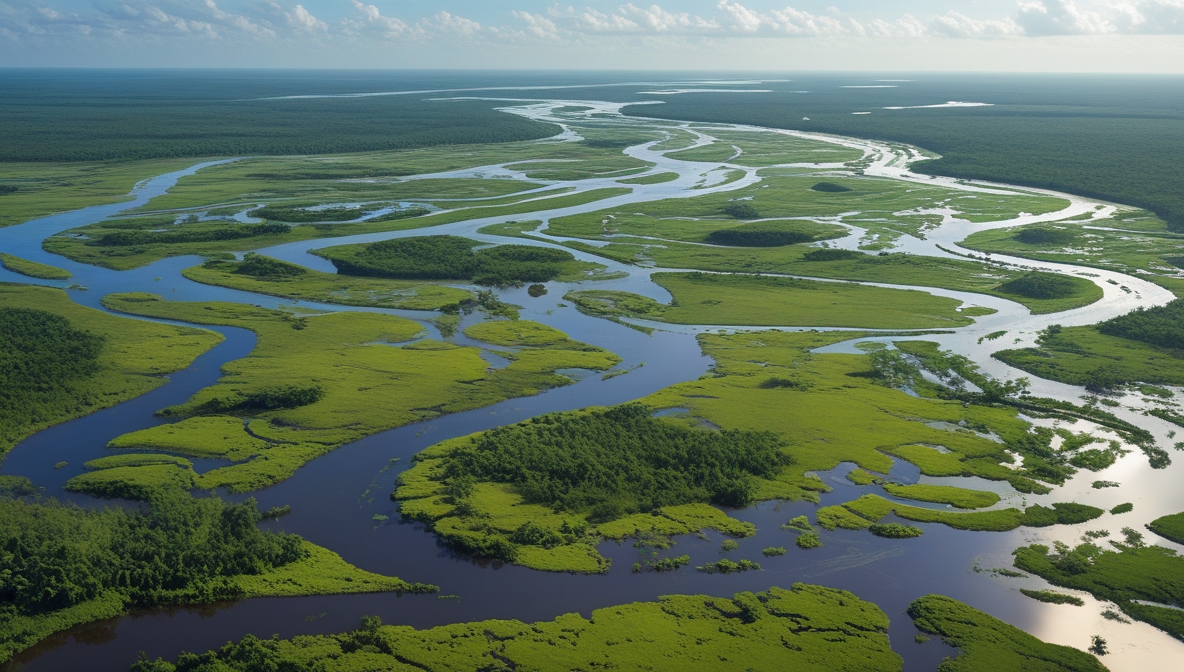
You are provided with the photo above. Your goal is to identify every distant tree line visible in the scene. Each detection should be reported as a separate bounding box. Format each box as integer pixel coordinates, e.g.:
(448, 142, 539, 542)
(1099, 299, 1184, 350)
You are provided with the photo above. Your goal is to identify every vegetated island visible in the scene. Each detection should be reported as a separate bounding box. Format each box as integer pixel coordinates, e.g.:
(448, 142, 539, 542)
(0, 479, 430, 664)
(81, 295, 619, 496)
(0, 253, 71, 280)
(313, 235, 617, 285)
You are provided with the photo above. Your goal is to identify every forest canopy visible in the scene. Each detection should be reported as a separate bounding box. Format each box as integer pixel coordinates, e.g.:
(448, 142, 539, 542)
(318, 236, 581, 285)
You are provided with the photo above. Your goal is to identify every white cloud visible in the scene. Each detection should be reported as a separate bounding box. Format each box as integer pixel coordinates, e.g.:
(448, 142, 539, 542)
(929, 10, 1023, 37)
(342, 0, 416, 39)
(509, 11, 560, 39)
(424, 10, 481, 36)
(1017, 0, 1116, 34)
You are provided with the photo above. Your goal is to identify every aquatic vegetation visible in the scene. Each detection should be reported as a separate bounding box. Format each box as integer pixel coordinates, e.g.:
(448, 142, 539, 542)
(796, 533, 823, 549)
(782, 515, 815, 533)
(315, 235, 609, 285)
(817, 494, 1101, 533)
(617, 171, 679, 184)
(0, 284, 221, 452)
(1020, 589, 1085, 606)
(1110, 503, 1133, 515)
(130, 585, 901, 672)
(882, 483, 1000, 509)
(0, 489, 426, 663)
(908, 594, 1106, 671)
(847, 468, 880, 485)
(94, 294, 618, 494)
(0, 253, 70, 280)
(1148, 511, 1184, 545)
(698, 558, 762, 574)
(1015, 540, 1184, 638)
(184, 256, 472, 311)
(720, 539, 741, 552)
(763, 546, 787, 556)
(868, 523, 924, 538)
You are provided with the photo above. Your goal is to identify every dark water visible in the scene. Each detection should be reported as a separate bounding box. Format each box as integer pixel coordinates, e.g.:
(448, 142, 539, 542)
(0, 108, 1095, 672)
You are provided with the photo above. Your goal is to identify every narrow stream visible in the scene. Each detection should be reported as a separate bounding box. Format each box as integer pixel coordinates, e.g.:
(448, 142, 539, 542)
(2, 103, 1182, 671)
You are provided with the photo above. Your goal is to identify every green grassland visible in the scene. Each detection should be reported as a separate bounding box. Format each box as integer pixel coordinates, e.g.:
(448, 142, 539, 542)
(1015, 539, 1184, 639)
(908, 594, 1106, 671)
(0, 284, 222, 452)
(0, 253, 70, 280)
(45, 189, 631, 271)
(132, 584, 902, 672)
(568, 272, 977, 329)
(89, 295, 619, 494)
(961, 217, 1184, 298)
(395, 404, 780, 572)
(881, 483, 1001, 509)
(546, 174, 1068, 243)
(0, 487, 429, 664)
(183, 255, 472, 311)
(314, 236, 615, 285)
(666, 129, 864, 166)
(994, 325, 1184, 387)
(133, 138, 648, 212)
(0, 158, 200, 227)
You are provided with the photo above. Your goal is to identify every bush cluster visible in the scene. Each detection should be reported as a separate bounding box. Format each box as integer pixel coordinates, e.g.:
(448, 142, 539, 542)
(327, 236, 577, 286)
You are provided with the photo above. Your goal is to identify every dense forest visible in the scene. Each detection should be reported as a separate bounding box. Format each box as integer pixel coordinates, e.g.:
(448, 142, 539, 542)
(1099, 299, 1184, 350)
(0, 485, 305, 656)
(0, 71, 559, 162)
(322, 236, 580, 285)
(440, 404, 789, 521)
(0, 308, 104, 449)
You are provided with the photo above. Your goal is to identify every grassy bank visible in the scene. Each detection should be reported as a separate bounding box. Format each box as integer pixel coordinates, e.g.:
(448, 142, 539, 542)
(183, 255, 472, 311)
(0, 253, 71, 280)
(131, 584, 901, 672)
(0, 284, 221, 452)
(568, 272, 977, 329)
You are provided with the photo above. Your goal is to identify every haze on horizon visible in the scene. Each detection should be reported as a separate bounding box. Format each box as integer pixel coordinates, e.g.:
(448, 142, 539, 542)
(2, 0, 1184, 72)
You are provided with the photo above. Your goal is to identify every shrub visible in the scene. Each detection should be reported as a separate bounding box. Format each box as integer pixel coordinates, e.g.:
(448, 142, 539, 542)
(995, 272, 1081, 300)
(1098, 299, 1184, 350)
(869, 523, 923, 538)
(802, 249, 864, 262)
(1014, 228, 1076, 245)
(721, 203, 759, 219)
(231, 253, 306, 278)
(796, 532, 822, 549)
(705, 229, 812, 247)
(811, 182, 852, 193)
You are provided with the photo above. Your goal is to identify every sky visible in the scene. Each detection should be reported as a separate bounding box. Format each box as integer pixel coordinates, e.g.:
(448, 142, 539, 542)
(3, 0, 1184, 70)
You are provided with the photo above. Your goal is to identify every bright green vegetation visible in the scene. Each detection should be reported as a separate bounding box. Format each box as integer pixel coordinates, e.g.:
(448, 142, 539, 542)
(698, 558, 762, 574)
(1148, 511, 1184, 545)
(315, 236, 612, 285)
(183, 255, 472, 311)
(763, 546, 787, 556)
(1110, 503, 1133, 515)
(869, 523, 923, 538)
(46, 189, 630, 271)
(0, 157, 199, 227)
(617, 171, 679, 184)
(0, 284, 221, 452)
(0, 253, 70, 280)
(395, 404, 781, 572)
(93, 294, 619, 494)
(962, 218, 1184, 298)
(817, 494, 1102, 533)
(667, 130, 864, 166)
(882, 483, 1001, 509)
(131, 584, 902, 672)
(908, 594, 1106, 671)
(994, 323, 1184, 388)
(567, 272, 976, 329)
(847, 468, 880, 485)
(796, 532, 823, 549)
(0, 488, 427, 663)
(720, 539, 741, 552)
(1020, 589, 1085, 607)
(1015, 538, 1184, 639)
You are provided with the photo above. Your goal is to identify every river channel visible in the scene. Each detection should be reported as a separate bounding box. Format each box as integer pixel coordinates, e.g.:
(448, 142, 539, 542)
(2, 101, 1183, 671)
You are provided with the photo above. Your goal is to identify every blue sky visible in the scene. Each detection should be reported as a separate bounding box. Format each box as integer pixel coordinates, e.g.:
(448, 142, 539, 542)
(3, 1, 1183, 69)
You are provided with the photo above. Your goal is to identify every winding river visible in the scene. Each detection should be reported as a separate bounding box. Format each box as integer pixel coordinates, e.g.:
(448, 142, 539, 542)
(2, 101, 1183, 671)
